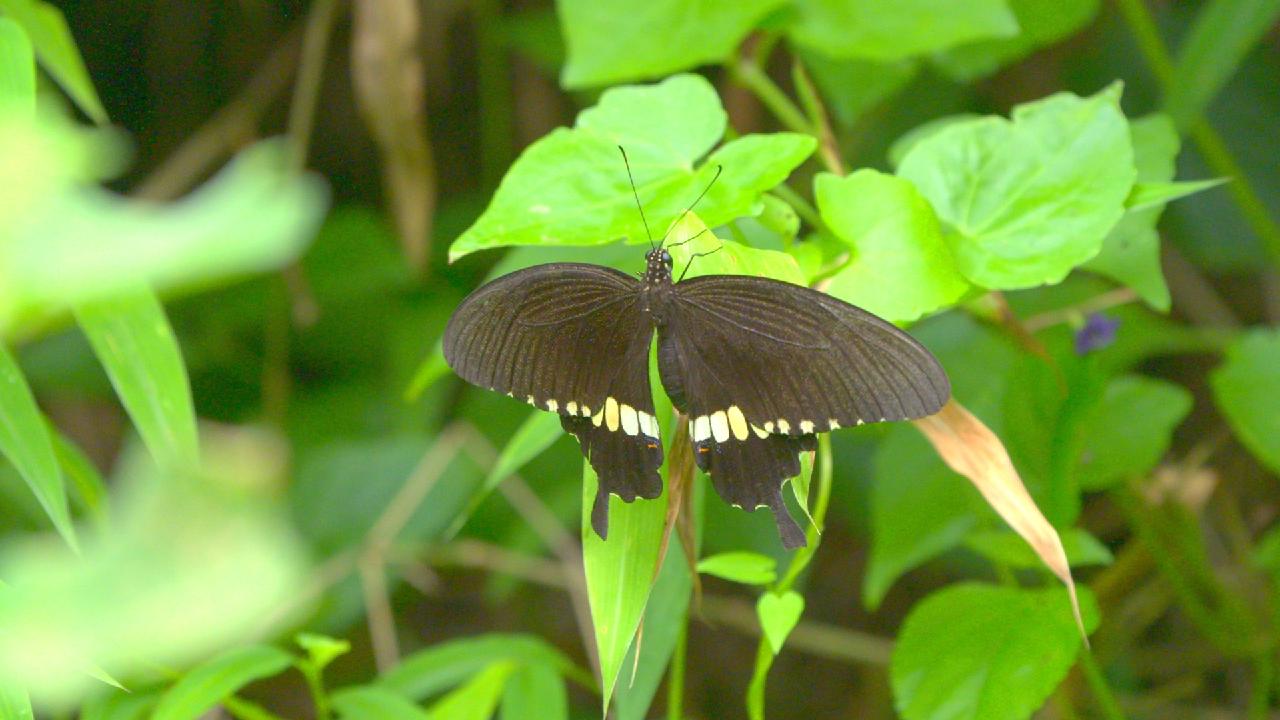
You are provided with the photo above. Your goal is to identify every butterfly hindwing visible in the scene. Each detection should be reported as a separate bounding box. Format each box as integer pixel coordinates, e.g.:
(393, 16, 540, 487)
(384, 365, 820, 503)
(659, 274, 950, 548)
(443, 263, 663, 538)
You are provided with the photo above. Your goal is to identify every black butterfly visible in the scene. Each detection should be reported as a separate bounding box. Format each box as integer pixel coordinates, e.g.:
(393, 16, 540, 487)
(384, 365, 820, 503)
(443, 158, 950, 549)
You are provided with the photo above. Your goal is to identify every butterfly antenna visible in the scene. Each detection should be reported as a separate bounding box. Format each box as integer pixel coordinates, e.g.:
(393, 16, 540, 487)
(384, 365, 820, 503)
(677, 244, 723, 283)
(659, 164, 723, 248)
(665, 226, 711, 250)
(619, 146, 655, 249)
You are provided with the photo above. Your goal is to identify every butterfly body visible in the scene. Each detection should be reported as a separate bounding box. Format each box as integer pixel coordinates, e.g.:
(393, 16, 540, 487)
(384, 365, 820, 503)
(443, 246, 949, 549)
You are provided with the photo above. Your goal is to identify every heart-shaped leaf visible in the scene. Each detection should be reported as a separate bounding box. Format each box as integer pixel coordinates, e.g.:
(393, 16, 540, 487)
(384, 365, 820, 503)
(757, 590, 804, 654)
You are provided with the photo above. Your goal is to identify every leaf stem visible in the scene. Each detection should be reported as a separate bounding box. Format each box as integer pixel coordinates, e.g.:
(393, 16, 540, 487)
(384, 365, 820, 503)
(1077, 648, 1128, 720)
(730, 54, 813, 136)
(1112, 0, 1280, 271)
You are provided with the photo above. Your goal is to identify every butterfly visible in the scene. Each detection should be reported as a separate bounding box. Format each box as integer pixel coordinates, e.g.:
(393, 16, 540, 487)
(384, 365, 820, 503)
(443, 152, 950, 549)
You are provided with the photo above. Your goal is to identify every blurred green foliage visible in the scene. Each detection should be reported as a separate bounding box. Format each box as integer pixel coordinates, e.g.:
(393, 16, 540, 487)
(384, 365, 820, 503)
(0, 0, 1277, 719)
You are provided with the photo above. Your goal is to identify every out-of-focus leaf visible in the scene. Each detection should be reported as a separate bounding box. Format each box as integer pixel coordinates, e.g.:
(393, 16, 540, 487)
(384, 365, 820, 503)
(1126, 179, 1227, 213)
(296, 633, 351, 671)
(379, 634, 592, 700)
(0, 344, 76, 547)
(0, 680, 33, 720)
(50, 427, 109, 526)
(2, 139, 328, 320)
(468, 411, 564, 522)
(932, 0, 1099, 80)
(75, 288, 199, 470)
(965, 527, 1113, 569)
(79, 691, 158, 720)
(1165, 0, 1280, 128)
(815, 170, 968, 322)
(787, 0, 1019, 61)
(351, 0, 434, 270)
(152, 645, 294, 720)
(891, 584, 1099, 720)
(332, 687, 429, 720)
(698, 551, 777, 585)
(0, 16, 35, 113)
(914, 400, 1085, 636)
(449, 75, 813, 260)
(0, 428, 308, 706)
(0, 0, 107, 123)
(1077, 375, 1192, 491)
(1211, 329, 1280, 474)
(500, 664, 567, 720)
(799, 48, 917, 126)
(757, 590, 804, 654)
(897, 84, 1134, 290)
(1083, 115, 1178, 310)
(559, 0, 786, 88)
(424, 661, 516, 720)
(666, 213, 806, 284)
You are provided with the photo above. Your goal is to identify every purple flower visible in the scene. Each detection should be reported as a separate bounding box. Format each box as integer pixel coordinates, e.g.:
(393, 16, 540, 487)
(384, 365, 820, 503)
(1075, 313, 1120, 355)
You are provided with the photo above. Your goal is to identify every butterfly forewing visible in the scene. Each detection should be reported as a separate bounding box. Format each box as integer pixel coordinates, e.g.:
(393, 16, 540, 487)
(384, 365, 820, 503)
(442, 263, 663, 538)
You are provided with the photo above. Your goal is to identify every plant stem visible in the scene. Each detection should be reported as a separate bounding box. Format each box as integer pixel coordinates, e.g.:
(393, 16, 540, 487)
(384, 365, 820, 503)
(1112, 0, 1280, 271)
(667, 612, 688, 720)
(771, 182, 826, 235)
(730, 55, 813, 136)
(1078, 649, 1128, 720)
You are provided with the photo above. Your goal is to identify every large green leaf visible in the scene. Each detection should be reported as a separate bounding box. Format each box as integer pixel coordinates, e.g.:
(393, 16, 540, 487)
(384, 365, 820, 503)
(1083, 115, 1178, 310)
(449, 75, 814, 260)
(332, 687, 430, 720)
(379, 634, 591, 700)
(666, 213, 806, 284)
(932, 0, 1099, 80)
(500, 664, 567, 720)
(815, 170, 969, 322)
(1165, 0, 1280, 128)
(0, 344, 76, 547)
(0, 0, 107, 123)
(798, 48, 917, 127)
(424, 661, 517, 720)
(75, 288, 200, 470)
(558, 0, 787, 88)
(964, 527, 1113, 570)
(787, 0, 1019, 61)
(1211, 329, 1280, 474)
(897, 84, 1134, 290)
(0, 679, 32, 720)
(891, 584, 1099, 720)
(1077, 375, 1192, 491)
(0, 16, 35, 113)
(152, 645, 294, 720)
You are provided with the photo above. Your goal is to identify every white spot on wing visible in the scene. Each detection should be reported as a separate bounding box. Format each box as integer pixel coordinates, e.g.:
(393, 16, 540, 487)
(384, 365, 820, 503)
(799, 420, 815, 434)
(546, 399, 558, 412)
(710, 411, 730, 443)
(693, 415, 711, 442)
(751, 424, 769, 439)
(566, 401, 578, 415)
(620, 403, 639, 436)
(764, 421, 775, 433)
(640, 412, 658, 438)
(776, 419, 791, 434)
(592, 408, 604, 427)
(828, 418, 840, 430)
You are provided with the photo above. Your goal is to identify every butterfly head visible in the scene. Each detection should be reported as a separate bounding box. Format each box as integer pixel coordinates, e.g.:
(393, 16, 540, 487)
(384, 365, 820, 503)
(643, 247, 673, 287)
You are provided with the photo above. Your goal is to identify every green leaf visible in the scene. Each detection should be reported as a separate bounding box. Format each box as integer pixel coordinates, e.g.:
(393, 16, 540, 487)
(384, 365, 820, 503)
(500, 664, 567, 720)
(152, 645, 294, 720)
(0, 680, 33, 720)
(887, 114, 983, 170)
(449, 75, 813, 261)
(1211, 329, 1280, 474)
(582, 458, 668, 713)
(558, 0, 787, 88)
(332, 687, 430, 720)
(0, 344, 76, 547)
(931, 0, 1099, 80)
(0, 0, 108, 123)
(425, 661, 517, 720)
(1165, 0, 1280, 128)
(79, 690, 158, 720)
(666, 213, 806, 284)
(1250, 524, 1280, 578)
(1082, 115, 1179, 310)
(5, 139, 328, 318)
(757, 590, 804, 654)
(891, 584, 1099, 720)
(698, 551, 777, 585)
(787, 0, 1019, 61)
(1077, 375, 1192, 491)
(815, 170, 969, 322)
(0, 16, 35, 113)
(897, 84, 1134, 290)
(964, 527, 1113, 569)
(51, 426, 109, 526)
(296, 632, 351, 671)
(1125, 178, 1228, 213)
(380, 634, 591, 700)
(75, 287, 200, 470)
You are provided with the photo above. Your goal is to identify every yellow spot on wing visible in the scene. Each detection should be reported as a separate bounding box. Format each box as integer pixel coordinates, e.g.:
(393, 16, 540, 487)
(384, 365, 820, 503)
(727, 406, 749, 441)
